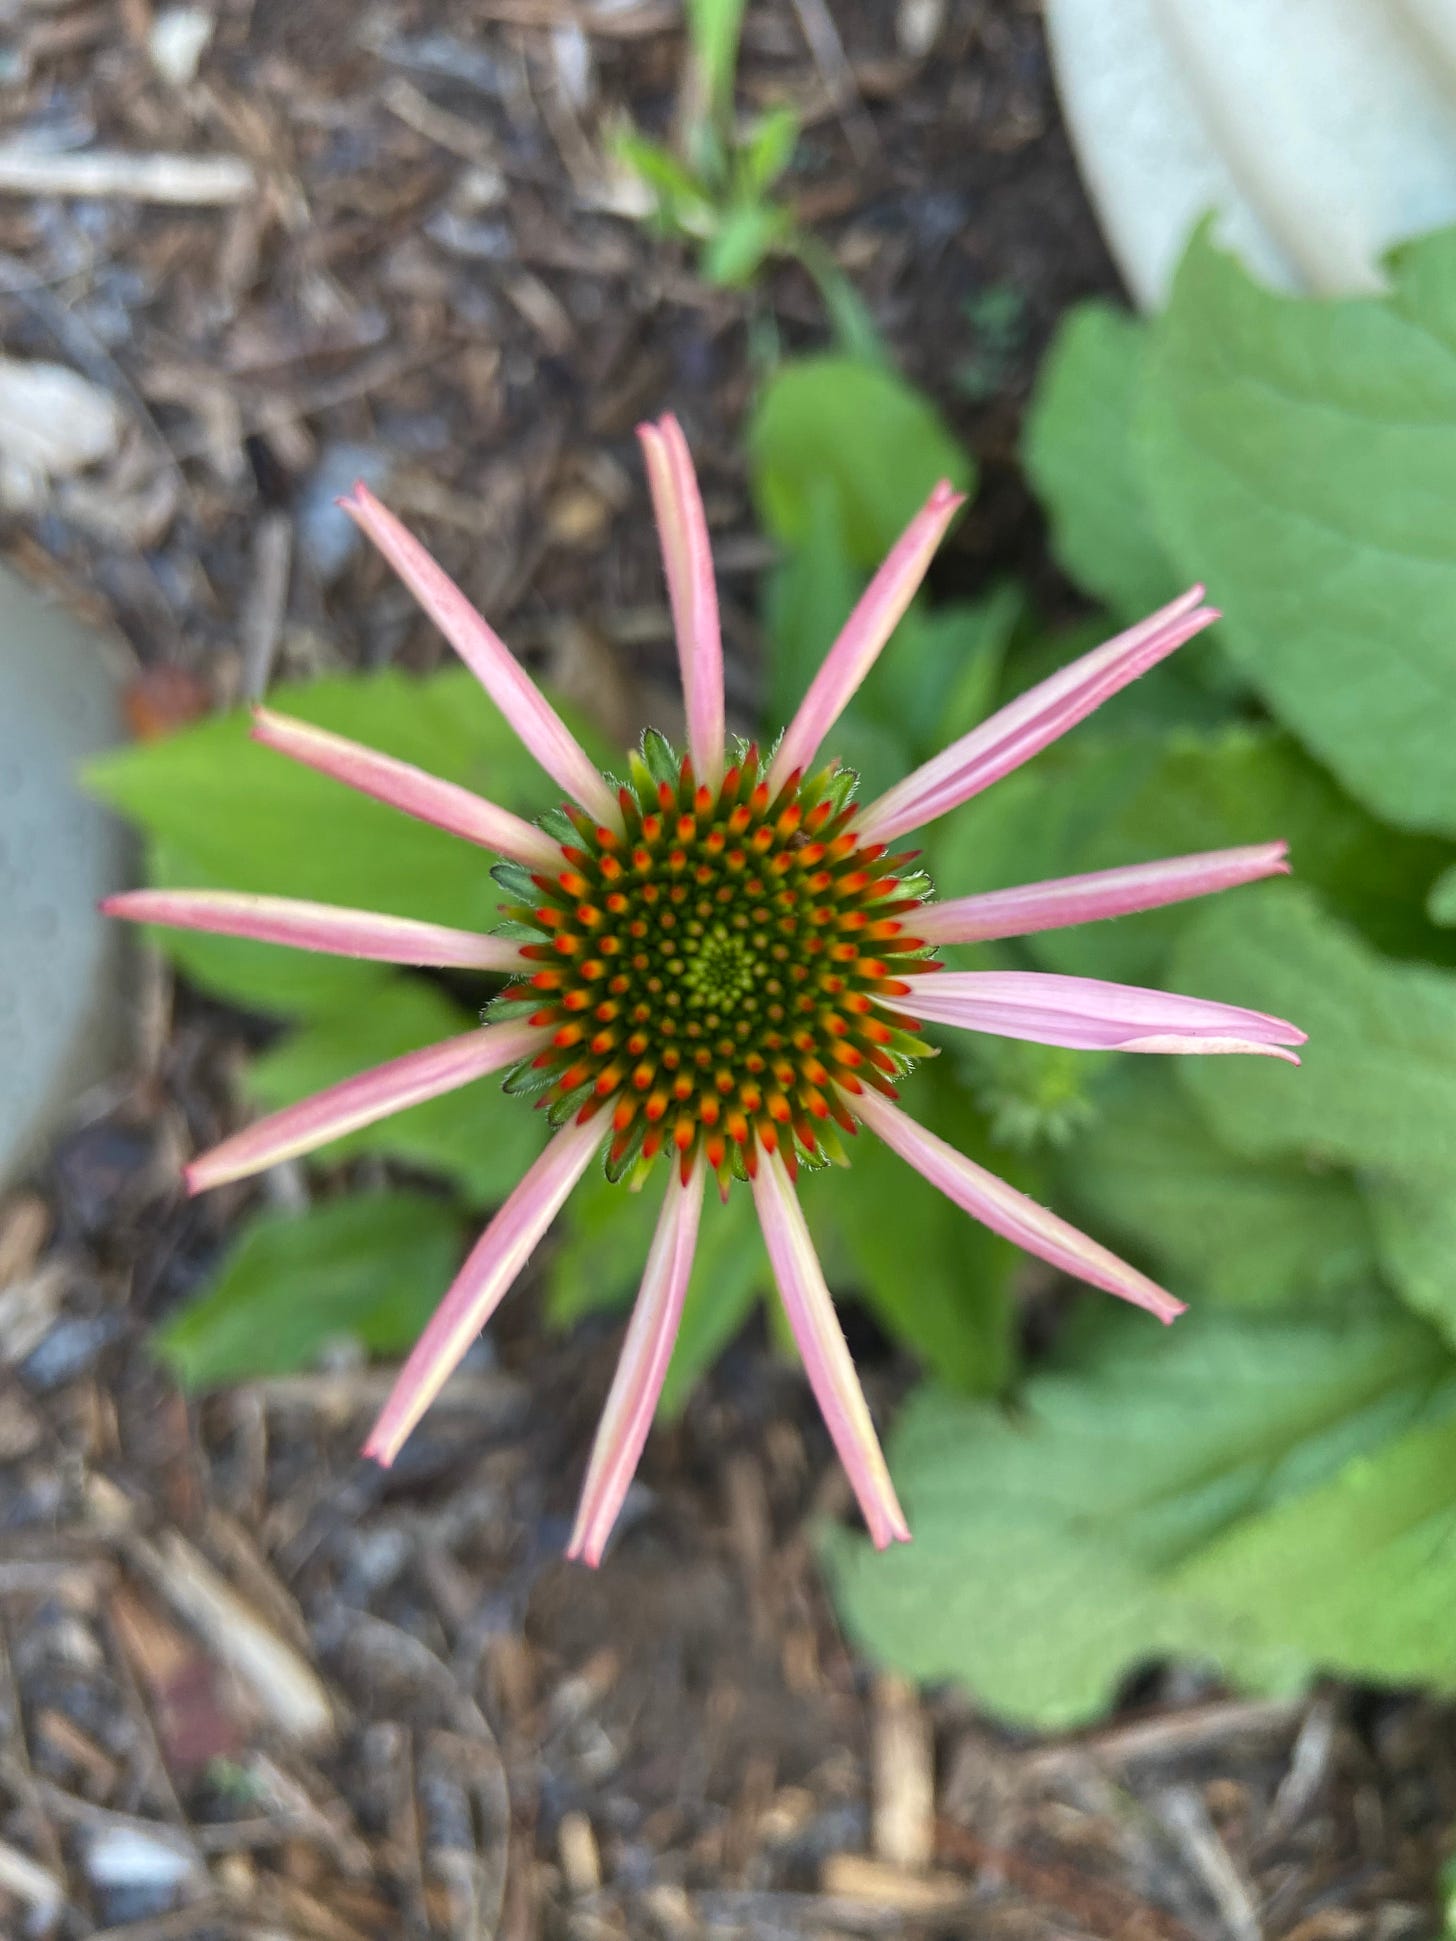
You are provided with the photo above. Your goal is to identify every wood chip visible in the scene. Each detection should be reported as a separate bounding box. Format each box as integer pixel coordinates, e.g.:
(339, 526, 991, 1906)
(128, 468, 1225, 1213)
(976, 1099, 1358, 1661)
(820, 1853, 969, 1913)
(558, 1811, 602, 1896)
(870, 1673, 934, 1871)
(133, 1532, 336, 1749)
(0, 145, 255, 204)
(0, 1836, 64, 1918)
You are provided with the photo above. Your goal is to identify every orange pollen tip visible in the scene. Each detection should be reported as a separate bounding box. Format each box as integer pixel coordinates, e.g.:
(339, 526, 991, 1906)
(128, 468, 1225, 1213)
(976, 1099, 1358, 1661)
(613, 1100, 635, 1131)
(645, 1092, 669, 1123)
(673, 1119, 694, 1152)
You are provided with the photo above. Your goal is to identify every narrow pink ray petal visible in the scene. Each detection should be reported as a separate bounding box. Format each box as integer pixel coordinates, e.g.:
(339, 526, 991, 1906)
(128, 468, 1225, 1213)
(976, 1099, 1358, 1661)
(639, 415, 725, 785)
(364, 1114, 604, 1465)
(889, 969, 1305, 1060)
(858, 588, 1218, 844)
(102, 890, 526, 972)
(567, 1160, 705, 1567)
(767, 480, 965, 794)
(186, 1019, 545, 1193)
(854, 1087, 1184, 1324)
(751, 1151, 909, 1549)
(917, 842, 1290, 945)
(341, 484, 618, 825)
(252, 709, 563, 872)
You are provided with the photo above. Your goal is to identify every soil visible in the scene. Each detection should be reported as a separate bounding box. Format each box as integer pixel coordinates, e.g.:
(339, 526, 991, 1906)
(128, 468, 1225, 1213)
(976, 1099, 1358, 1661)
(2, 3, 1453, 1937)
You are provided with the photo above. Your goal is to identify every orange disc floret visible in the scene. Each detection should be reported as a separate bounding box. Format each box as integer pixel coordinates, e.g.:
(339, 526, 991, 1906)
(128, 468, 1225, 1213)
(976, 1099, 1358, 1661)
(487, 733, 939, 1193)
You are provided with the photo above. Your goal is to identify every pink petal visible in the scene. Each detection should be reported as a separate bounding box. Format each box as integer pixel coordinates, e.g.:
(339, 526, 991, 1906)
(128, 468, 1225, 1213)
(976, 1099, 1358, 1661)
(639, 416, 725, 786)
(917, 842, 1290, 945)
(858, 588, 1219, 844)
(751, 1151, 909, 1549)
(854, 1087, 1184, 1324)
(186, 1019, 544, 1192)
(890, 969, 1305, 1060)
(767, 480, 965, 794)
(342, 484, 618, 825)
(364, 1114, 603, 1464)
(252, 709, 562, 873)
(567, 1160, 705, 1567)
(102, 889, 525, 972)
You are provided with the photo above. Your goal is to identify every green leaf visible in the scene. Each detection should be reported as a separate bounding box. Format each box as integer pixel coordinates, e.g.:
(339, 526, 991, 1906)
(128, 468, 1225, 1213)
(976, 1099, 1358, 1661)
(1369, 1174, 1456, 1345)
(1141, 226, 1456, 839)
(1431, 864, 1456, 927)
(1173, 883, 1456, 1176)
(1024, 303, 1178, 620)
(738, 103, 799, 198)
(935, 726, 1456, 986)
(157, 1191, 461, 1386)
(612, 129, 714, 230)
(828, 1304, 1449, 1727)
(1173, 1410, 1456, 1690)
(701, 200, 791, 287)
(247, 980, 545, 1202)
(88, 667, 545, 1015)
(750, 356, 974, 567)
(1060, 1065, 1378, 1308)
(686, 0, 746, 130)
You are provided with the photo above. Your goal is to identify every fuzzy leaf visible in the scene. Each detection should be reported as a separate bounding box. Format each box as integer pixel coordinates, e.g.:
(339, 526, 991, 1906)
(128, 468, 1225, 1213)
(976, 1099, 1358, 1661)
(1061, 1065, 1378, 1308)
(828, 1305, 1449, 1727)
(1173, 1411, 1456, 1689)
(1142, 228, 1456, 839)
(1173, 884, 1456, 1177)
(1369, 1174, 1456, 1347)
(1024, 303, 1178, 620)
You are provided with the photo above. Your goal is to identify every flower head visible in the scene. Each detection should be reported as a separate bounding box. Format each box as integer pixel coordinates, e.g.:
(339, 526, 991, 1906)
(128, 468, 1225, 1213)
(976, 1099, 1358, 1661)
(105, 416, 1303, 1564)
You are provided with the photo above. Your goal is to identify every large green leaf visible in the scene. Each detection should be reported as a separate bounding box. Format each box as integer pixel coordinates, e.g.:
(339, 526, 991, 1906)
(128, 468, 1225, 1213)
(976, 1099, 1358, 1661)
(1172, 884, 1456, 1176)
(1060, 1065, 1378, 1308)
(1369, 1174, 1456, 1346)
(1024, 303, 1178, 621)
(828, 1305, 1450, 1727)
(1141, 227, 1456, 838)
(750, 355, 974, 567)
(89, 668, 546, 1014)
(936, 727, 1456, 985)
(246, 980, 545, 1203)
(158, 1191, 461, 1386)
(1174, 1411, 1456, 1689)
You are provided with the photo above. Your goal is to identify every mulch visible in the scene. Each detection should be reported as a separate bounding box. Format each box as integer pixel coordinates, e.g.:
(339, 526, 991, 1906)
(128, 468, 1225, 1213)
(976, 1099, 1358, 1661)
(2, 3, 1453, 1935)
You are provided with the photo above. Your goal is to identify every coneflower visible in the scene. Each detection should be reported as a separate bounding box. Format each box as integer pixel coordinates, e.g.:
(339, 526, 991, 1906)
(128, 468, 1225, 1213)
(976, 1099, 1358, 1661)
(106, 416, 1301, 1563)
